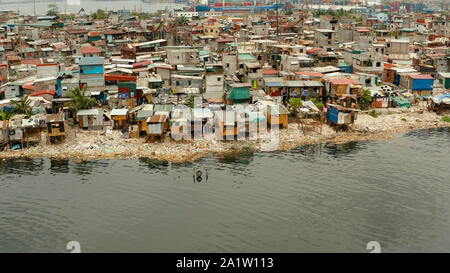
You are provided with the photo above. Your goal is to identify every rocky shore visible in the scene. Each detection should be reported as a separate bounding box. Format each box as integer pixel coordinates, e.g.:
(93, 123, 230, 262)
(1, 105, 449, 163)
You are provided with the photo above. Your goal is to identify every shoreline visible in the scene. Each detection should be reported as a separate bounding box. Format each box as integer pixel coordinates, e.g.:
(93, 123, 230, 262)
(2, 108, 449, 163)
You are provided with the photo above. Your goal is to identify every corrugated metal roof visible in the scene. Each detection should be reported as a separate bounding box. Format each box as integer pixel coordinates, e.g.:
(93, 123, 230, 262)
(77, 109, 102, 116)
(285, 80, 323, 87)
(79, 57, 104, 66)
(111, 108, 129, 116)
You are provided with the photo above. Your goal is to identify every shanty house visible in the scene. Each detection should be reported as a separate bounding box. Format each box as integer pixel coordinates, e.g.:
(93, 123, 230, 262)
(79, 57, 105, 88)
(438, 72, 450, 89)
(408, 74, 434, 98)
(111, 108, 129, 130)
(0, 120, 8, 149)
(214, 111, 245, 140)
(225, 83, 251, 104)
(146, 114, 168, 142)
(77, 109, 104, 130)
(266, 104, 289, 129)
(46, 113, 65, 143)
(326, 104, 360, 128)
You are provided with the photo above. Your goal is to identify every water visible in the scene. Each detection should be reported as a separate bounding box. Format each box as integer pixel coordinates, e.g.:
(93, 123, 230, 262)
(0, 0, 182, 15)
(0, 128, 449, 253)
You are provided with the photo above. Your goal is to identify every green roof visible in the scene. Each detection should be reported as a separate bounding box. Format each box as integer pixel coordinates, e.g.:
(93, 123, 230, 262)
(392, 96, 411, 108)
(399, 28, 417, 32)
(227, 87, 250, 102)
(238, 53, 256, 61)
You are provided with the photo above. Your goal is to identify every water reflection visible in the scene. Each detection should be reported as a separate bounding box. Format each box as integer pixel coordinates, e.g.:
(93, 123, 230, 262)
(0, 158, 44, 175)
(50, 160, 69, 174)
(138, 157, 170, 175)
(323, 141, 368, 158)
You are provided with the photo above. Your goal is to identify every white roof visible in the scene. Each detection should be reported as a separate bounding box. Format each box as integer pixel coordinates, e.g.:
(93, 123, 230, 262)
(111, 108, 129, 116)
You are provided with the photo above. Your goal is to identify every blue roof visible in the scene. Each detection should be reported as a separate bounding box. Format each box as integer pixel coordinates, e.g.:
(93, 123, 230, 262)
(266, 82, 283, 87)
(79, 57, 104, 66)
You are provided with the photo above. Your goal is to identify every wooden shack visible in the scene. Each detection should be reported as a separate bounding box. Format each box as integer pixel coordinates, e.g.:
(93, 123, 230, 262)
(111, 108, 129, 130)
(46, 113, 65, 143)
(146, 114, 168, 142)
(214, 111, 245, 140)
(170, 106, 191, 141)
(326, 103, 360, 130)
(77, 109, 104, 130)
(266, 104, 289, 128)
(21, 117, 42, 146)
(7, 118, 24, 148)
(134, 105, 154, 136)
(0, 120, 8, 150)
(246, 111, 267, 139)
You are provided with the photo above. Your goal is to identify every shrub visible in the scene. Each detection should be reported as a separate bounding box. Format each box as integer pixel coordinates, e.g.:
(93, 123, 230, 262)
(369, 110, 378, 118)
(360, 89, 372, 110)
(442, 116, 450, 123)
(401, 118, 407, 122)
(289, 98, 302, 108)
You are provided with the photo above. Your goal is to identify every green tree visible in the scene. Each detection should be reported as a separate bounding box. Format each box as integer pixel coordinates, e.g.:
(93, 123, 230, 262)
(289, 97, 302, 108)
(47, 3, 59, 16)
(360, 89, 372, 110)
(67, 86, 96, 112)
(11, 96, 32, 115)
(92, 9, 109, 19)
(0, 109, 14, 121)
(176, 16, 189, 26)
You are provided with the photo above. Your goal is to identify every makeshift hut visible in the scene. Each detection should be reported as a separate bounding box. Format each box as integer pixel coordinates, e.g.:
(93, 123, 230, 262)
(111, 108, 129, 130)
(266, 104, 289, 128)
(45, 113, 65, 143)
(146, 114, 168, 142)
(77, 109, 104, 130)
(0, 120, 8, 150)
(214, 111, 245, 140)
(326, 104, 360, 129)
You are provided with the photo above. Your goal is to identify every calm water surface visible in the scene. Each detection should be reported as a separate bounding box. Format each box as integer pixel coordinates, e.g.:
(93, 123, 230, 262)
(0, 128, 449, 253)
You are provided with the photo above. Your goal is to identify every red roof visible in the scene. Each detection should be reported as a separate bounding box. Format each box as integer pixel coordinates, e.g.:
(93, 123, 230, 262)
(105, 74, 136, 82)
(82, 46, 101, 54)
(384, 63, 396, 69)
(295, 71, 324, 77)
(132, 60, 152, 68)
(89, 31, 101, 37)
(216, 38, 234, 43)
(30, 90, 56, 97)
(66, 29, 88, 35)
(36, 63, 59, 67)
(103, 29, 124, 35)
(21, 59, 43, 65)
(330, 78, 360, 85)
(22, 84, 35, 90)
(410, 74, 434, 80)
(263, 69, 278, 75)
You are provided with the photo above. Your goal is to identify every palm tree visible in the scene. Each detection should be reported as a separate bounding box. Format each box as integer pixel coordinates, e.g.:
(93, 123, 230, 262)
(11, 96, 32, 115)
(67, 86, 96, 113)
(176, 16, 188, 26)
(0, 109, 13, 121)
